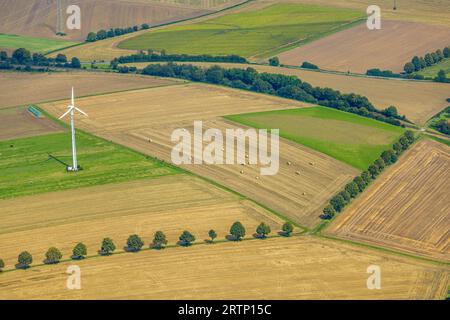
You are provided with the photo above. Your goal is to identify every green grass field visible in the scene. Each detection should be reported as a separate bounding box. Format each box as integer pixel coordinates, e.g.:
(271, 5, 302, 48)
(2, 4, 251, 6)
(415, 58, 450, 79)
(0, 131, 180, 199)
(0, 33, 78, 53)
(119, 3, 363, 57)
(225, 107, 405, 170)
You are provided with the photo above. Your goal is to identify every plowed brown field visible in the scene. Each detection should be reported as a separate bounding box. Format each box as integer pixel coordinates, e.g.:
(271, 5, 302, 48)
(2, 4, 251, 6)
(1, 236, 448, 299)
(327, 139, 450, 262)
(0, 0, 239, 41)
(41, 83, 358, 228)
(0, 106, 62, 140)
(278, 20, 450, 73)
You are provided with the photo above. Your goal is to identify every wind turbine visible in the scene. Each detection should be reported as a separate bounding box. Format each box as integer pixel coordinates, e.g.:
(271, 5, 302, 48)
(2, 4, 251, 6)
(59, 87, 88, 172)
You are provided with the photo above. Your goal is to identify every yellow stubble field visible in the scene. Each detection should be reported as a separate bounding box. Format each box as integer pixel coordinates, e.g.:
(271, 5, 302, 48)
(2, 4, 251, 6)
(0, 236, 448, 299)
(0, 174, 286, 270)
(326, 139, 450, 262)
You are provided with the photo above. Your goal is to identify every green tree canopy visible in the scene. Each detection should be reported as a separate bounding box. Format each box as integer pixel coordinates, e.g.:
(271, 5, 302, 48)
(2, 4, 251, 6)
(55, 53, 67, 63)
(18, 251, 33, 269)
(12, 48, 31, 64)
(208, 229, 217, 242)
(322, 205, 336, 219)
(100, 238, 116, 255)
(403, 62, 415, 74)
(152, 231, 168, 249)
(126, 234, 144, 252)
(256, 222, 271, 239)
(72, 243, 87, 259)
(230, 221, 246, 241)
(71, 57, 81, 68)
(45, 247, 62, 264)
(281, 222, 294, 236)
(269, 56, 279, 66)
(86, 32, 97, 42)
(345, 182, 359, 198)
(179, 230, 196, 246)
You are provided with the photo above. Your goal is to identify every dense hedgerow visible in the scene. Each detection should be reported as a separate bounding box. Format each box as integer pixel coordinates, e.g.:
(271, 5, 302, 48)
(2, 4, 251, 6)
(113, 51, 247, 66)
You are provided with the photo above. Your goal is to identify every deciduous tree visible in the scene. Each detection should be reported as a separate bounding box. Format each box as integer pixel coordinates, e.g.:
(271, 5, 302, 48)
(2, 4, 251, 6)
(152, 231, 168, 249)
(230, 221, 246, 241)
(72, 243, 87, 260)
(281, 222, 294, 236)
(45, 247, 62, 264)
(17, 251, 32, 269)
(100, 238, 116, 255)
(256, 222, 271, 239)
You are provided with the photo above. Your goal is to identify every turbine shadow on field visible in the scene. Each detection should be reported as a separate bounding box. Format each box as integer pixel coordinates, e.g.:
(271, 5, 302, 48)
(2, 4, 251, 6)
(47, 154, 70, 167)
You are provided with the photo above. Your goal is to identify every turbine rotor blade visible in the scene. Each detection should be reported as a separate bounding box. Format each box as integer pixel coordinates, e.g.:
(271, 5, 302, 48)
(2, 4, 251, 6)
(74, 107, 88, 117)
(58, 107, 73, 119)
(71, 87, 74, 106)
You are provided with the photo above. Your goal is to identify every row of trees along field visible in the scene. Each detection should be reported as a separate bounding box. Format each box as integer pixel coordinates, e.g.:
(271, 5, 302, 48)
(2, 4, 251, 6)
(321, 130, 416, 220)
(0, 221, 294, 271)
(404, 46, 450, 73)
(140, 63, 406, 126)
(366, 46, 450, 82)
(0, 48, 81, 71)
(112, 51, 247, 66)
(86, 23, 150, 42)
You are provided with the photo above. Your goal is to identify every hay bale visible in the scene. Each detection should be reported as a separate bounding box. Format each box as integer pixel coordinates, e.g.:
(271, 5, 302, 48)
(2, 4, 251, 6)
(287, 161, 292, 166)
(309, 161, 315, 166)
(295, 171, 301, 175)
(240, 170, 244, 174)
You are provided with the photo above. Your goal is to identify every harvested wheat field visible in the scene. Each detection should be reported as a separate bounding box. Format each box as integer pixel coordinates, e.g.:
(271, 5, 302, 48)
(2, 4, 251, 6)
(0, 106, 62, 141)
(127, 62, 450, 126)
(327, 139, 450, 262)
(41, 83, 358, 228)
(0, 72, 179, 109)
(1, 236, 448, 299)
(0, 0, 237, 42)
(0, 174, 285, 269)
(278, 20, 450, 73)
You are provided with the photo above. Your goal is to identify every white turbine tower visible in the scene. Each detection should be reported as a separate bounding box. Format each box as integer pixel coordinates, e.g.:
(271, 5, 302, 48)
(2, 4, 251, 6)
(59, 87, 88, 172)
